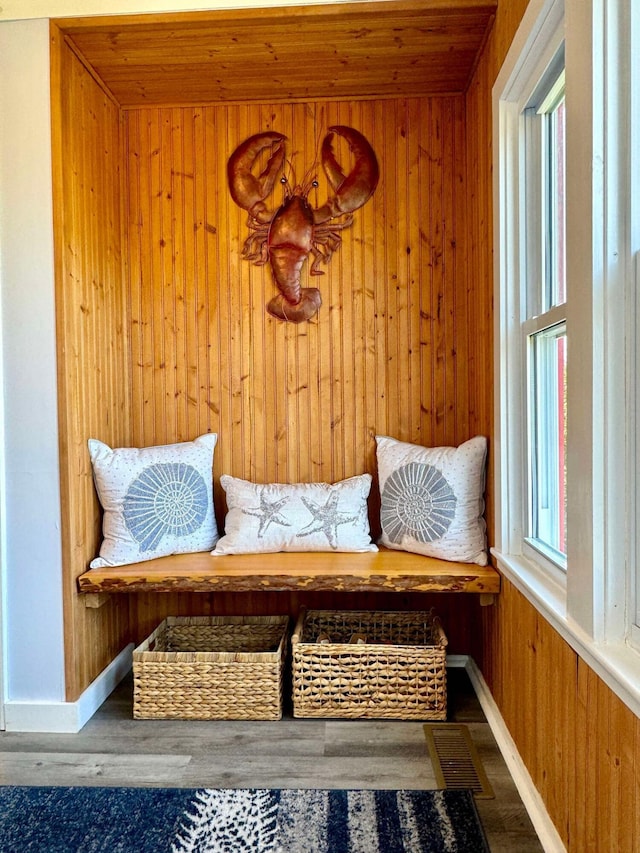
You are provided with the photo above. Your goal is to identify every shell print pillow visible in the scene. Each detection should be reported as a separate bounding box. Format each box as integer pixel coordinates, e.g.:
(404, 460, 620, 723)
(376, 435, 488, 565)
(88, 434, 219, 568)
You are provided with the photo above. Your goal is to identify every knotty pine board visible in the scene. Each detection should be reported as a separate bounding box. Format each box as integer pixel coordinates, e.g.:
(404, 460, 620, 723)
(51, 29, 133, 701)
(124, 96, 471, 500)
(53, 38, 492, 701)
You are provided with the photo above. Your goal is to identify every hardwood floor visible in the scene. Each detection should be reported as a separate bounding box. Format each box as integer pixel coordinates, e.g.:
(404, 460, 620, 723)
(0, 667, 544, 851)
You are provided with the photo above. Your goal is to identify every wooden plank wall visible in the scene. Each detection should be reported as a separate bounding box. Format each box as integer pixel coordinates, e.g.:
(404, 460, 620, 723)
(128, 591, 486, 664)
(122, 96, 485, 642)
(467, 2, 640, 850)
(51, 29, 133, 700)
(53, 34, 491, 698)
(124, 98, 472, 484)
(482, 578, 640, 851)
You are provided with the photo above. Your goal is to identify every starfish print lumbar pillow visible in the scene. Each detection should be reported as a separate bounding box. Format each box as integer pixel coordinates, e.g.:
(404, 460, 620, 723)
(213, 474, 377, 555)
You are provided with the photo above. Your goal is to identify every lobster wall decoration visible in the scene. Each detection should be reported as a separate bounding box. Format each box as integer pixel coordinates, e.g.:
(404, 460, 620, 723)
(227, 126, 379, 323)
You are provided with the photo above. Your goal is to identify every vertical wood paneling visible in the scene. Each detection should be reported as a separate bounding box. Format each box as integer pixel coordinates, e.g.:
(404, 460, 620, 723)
(125, 96, 472, 492)
(54, 12, 497, 708)
(115, 94, 478, 637)
(452, 95, 470, 441)
(127, 590, 483, 658)
(51, 29, 132, 701)
(483, 577, 640, 851)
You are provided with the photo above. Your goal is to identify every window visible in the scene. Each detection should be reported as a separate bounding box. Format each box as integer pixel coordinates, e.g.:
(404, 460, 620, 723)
(493, 0, 568, 588)
(528, 320, 566, 559)
(523, 70, 567, 568)
(495, 0, 640, 717)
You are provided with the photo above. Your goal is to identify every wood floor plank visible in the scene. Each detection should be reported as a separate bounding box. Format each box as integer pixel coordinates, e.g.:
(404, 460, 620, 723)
(0, 752, 192, 787)
(181, 754, 437, 791)
(0, 729, 325, 758)
(324, 720, 431, 758)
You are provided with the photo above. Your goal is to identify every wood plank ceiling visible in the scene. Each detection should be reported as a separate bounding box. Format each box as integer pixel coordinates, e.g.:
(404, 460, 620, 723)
(55, 0, 497, 108)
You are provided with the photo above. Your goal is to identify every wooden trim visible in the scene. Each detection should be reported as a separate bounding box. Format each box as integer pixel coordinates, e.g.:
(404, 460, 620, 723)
(114, 92, 469, 112)
(50, 21, 80, 702)
(78, 548, 501, 596)
(464, 12, 496, 91)
(60, 32, 120, 107)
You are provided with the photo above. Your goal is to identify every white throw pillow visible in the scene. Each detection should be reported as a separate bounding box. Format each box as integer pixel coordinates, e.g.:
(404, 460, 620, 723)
(89, 434, 219, 568)
(213, 474, 377, 555)
(376, 435, 488, 565)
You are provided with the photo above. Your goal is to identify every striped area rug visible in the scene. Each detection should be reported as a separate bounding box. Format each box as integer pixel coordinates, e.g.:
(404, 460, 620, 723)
(0, 785, 489, 852)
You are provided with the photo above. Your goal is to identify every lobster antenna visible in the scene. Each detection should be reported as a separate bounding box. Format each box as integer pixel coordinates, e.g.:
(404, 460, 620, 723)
(299, 117, 326, 196)
(291, 106, 323, 197)
(280, 157, 297, 198)
(299, 160, 319, 197)
(313, 105, 326, 158)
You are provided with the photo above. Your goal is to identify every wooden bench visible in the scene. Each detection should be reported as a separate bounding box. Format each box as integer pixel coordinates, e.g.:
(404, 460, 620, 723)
(77, 547, 501, 606)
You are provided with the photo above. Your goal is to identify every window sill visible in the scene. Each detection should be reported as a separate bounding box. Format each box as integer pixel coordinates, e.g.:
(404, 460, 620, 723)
(492, 548, 567, 621)
(492, 549, 640, 719)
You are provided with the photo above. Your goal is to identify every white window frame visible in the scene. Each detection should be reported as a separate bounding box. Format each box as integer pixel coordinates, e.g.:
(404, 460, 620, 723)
(629, 0, 640, 644)
(525, 316, 567, 567)
(494, 0, 640, 718)
(521, 60, 567, 571)
(493, 0, 567, 599)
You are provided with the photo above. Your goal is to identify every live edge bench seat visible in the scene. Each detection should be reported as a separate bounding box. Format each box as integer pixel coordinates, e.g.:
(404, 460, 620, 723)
(77, 547, 501, 605)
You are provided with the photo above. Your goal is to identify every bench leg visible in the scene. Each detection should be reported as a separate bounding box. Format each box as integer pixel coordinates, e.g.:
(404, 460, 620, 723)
(82, 593, 110, 609)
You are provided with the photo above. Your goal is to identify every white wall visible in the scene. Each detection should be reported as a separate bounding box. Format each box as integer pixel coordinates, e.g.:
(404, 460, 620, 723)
(0, 19, 66, 704)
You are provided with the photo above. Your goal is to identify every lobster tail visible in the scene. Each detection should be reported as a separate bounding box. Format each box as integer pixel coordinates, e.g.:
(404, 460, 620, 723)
(267, 288, 322, 323)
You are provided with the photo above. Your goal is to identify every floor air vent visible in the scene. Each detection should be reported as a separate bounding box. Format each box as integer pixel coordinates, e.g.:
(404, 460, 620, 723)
(424, 723, 495, 799)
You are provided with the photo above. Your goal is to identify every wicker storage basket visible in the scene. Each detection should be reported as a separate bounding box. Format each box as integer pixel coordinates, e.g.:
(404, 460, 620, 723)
(291, 609, 447, 720)
(133, 615, 288, 720)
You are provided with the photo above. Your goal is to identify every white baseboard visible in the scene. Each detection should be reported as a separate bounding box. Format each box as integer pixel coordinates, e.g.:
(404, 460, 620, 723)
(460, 655, 567, 853)
(3, 643, 133, 733)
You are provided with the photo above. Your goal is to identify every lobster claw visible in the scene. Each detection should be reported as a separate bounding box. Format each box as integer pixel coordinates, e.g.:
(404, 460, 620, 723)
(227, 131, 286, 225)
(314, 125, 379, 223)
